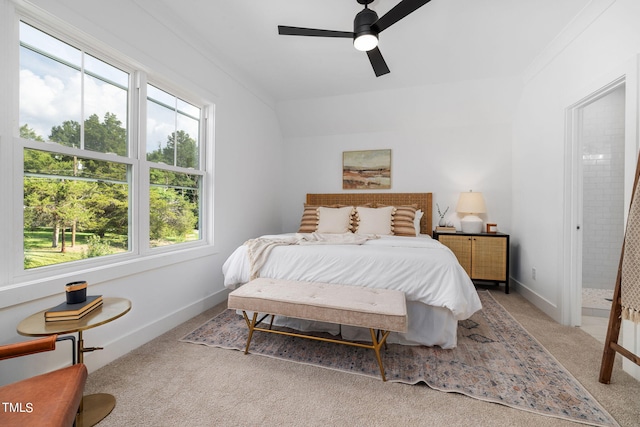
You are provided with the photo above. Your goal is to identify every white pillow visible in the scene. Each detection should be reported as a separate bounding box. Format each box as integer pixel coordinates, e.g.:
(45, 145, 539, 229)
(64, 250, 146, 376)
(355, 206, 395, 235)
(414, 210, 423, 234)
(317, 206, 354, 233)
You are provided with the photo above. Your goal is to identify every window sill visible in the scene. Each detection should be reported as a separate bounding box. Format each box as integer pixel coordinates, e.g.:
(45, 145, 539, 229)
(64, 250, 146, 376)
(0, 244, 218, 310)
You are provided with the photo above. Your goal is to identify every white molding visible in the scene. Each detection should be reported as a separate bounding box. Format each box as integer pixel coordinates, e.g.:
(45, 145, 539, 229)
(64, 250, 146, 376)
(562, 55, 639, 331)
(563, 75, 627, 327)
(510, 277, 560, 323)
(523, 0, 617, 84)
(0, 244, 218, 310)
(133, 0, 272, 109)
(84, 289, 228, 372)
(45, 288, 229, 374)
(0, 1, 17, 289)
(562, 104, 582, 327)
(621, 319, 640, 380)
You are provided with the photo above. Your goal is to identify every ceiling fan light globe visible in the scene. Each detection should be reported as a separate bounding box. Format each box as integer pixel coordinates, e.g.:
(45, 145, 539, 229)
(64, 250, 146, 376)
(354, 34, 378, 51)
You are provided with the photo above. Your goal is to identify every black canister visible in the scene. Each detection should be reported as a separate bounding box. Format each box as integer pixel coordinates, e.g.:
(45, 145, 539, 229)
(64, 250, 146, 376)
(65, 281, 87, 304)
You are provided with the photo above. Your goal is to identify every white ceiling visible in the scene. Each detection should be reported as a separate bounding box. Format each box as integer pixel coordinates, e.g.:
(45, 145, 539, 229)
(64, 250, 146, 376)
(116, 1, 593, 102)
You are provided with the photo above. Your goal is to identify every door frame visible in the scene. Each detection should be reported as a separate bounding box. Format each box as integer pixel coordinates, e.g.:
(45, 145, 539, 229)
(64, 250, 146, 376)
(563, 57, 639, 327)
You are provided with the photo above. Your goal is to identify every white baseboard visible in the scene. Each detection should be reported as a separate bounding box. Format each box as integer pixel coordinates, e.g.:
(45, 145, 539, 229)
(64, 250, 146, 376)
(83, 289, 229, 373)
(509, 278, 560, 323)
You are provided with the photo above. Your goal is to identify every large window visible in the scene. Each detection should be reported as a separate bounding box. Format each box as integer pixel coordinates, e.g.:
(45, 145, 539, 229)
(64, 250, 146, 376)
(18, 20, 208, 270)
(146, 85, 202, 248)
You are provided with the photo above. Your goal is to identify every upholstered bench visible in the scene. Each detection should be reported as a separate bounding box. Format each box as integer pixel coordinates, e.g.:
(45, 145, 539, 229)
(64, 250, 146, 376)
(227, 278, 407, 381)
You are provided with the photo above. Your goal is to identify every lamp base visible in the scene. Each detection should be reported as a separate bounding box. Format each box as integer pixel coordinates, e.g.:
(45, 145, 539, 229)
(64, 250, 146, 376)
(460, 215, 483, 234)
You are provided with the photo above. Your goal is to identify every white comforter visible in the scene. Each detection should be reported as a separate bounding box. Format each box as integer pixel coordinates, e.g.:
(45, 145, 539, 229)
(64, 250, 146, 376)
(223, 233, 481, 321)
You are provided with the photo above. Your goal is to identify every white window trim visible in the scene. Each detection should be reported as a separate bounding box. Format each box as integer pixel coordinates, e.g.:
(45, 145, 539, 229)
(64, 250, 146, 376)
(0, 2, 216, 308)
(139, 72, 211, 255)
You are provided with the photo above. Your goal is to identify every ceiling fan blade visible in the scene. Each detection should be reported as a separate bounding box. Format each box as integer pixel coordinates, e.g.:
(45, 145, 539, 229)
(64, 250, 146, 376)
(374, 0, 432, 33)
(278, 26, 354, 38)
(366, 47, 390, 77)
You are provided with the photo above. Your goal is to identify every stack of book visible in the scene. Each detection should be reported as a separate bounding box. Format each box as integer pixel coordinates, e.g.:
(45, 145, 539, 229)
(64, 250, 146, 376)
(435, 226, 457, 233)
(45, 295, 103, 322)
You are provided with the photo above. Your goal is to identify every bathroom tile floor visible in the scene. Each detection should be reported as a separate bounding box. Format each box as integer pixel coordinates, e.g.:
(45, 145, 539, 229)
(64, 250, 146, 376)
(581, 288, 613, 344)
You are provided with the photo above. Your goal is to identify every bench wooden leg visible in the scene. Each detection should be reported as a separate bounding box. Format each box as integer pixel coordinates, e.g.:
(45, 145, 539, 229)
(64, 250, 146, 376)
(370, 328, 391, 381)
(239, 312, 393, 381)
(241, 311, 259, 354)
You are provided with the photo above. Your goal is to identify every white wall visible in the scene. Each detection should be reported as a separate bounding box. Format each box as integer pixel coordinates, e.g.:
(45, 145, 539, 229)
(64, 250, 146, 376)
(512, 0, 640, 379)
(277, 78, 519, 235)
(0, 0, 285, 385)
(275, 0, 640, 380)
(513, 0, 639, 312)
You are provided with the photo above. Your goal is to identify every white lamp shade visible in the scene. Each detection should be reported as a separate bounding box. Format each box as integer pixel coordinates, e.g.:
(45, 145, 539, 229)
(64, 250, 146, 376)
(456, 191, 486, 214)
(456, 191, 486, 234)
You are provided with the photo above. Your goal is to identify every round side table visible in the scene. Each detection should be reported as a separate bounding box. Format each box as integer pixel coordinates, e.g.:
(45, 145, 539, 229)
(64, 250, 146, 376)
(17, 297, 131, 427)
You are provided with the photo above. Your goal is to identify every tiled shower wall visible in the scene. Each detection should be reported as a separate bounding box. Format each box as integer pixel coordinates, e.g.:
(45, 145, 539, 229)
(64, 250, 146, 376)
(581, 86, 625, 290)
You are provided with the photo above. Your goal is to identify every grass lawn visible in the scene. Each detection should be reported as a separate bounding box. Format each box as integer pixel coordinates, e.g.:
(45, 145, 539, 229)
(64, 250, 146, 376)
(24, 228, 198, 269)
(24, 229, 127, 269)
(150, 229, 199, 247)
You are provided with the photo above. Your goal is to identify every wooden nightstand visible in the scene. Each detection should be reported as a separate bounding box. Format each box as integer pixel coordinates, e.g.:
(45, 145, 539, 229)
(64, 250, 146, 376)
(434, 231, 510, 293)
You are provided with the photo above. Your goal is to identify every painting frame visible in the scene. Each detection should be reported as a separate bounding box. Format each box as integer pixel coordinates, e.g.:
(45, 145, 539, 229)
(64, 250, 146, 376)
(342, 149, 391, 190)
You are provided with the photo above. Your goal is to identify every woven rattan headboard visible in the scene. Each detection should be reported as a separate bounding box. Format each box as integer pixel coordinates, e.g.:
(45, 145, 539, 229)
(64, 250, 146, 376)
(306, 193, 433, 236)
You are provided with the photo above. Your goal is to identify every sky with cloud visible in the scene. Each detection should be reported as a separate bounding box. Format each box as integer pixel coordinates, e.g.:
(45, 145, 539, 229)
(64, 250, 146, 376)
(18, 21, 197, 156)
(20, 49, 128, 145)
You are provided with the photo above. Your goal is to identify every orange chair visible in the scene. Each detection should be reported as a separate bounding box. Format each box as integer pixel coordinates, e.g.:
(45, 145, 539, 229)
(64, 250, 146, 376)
(0, 335, 87, 427)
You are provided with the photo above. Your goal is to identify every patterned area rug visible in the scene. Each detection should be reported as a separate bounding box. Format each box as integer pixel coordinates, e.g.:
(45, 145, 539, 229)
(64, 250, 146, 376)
(181, 291, 618, 427)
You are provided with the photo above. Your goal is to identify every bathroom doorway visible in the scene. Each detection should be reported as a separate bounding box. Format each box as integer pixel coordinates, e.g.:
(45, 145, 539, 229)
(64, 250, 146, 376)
(571, 82, 626, 337)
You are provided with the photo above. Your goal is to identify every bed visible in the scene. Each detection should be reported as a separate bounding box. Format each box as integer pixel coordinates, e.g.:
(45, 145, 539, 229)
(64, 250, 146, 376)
(222, 193, 482, 349)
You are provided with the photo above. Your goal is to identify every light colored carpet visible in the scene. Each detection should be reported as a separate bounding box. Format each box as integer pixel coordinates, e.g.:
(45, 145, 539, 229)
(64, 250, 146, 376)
(180, 291, 617, 426)
(84, 289, 640, 426)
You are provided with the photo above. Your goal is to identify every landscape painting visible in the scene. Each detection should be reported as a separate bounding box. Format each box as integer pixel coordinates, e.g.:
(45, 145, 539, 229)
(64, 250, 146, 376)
(343, 149, 391, 189)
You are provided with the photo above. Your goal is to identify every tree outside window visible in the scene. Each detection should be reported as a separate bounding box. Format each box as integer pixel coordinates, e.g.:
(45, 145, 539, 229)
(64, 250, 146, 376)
(19, 21, 206, 269)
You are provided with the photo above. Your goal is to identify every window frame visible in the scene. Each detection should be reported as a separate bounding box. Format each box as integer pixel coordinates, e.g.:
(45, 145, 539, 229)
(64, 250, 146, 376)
(2, 8, 215, 295)
(138, 73, 209, 253)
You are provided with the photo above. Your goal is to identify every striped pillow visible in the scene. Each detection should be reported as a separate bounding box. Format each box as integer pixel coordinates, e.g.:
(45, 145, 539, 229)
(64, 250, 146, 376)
(298, 204, 361, 233)
(376, 204, 418, 236)
(393, 205, 419, 236)
(298, 204, 320, 233)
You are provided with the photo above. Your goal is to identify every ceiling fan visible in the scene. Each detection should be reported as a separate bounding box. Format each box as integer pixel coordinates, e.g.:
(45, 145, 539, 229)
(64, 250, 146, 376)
(278, 0, 432, 77)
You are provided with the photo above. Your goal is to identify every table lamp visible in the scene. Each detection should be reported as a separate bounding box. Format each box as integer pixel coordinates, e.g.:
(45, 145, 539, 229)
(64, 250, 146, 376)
(456, 190, 486, 234)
